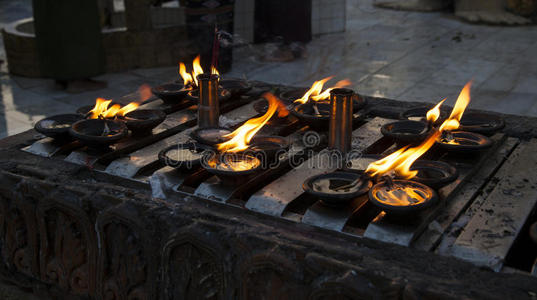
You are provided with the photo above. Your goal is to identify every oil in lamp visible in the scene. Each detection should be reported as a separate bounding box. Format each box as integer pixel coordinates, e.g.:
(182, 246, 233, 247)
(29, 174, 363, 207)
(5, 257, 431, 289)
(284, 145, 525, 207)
(34, 114, 83, 140)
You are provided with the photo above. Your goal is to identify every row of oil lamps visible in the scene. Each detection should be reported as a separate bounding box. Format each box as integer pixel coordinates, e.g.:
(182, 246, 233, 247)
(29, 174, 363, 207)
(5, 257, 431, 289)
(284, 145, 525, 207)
(33, 56, 505, 218)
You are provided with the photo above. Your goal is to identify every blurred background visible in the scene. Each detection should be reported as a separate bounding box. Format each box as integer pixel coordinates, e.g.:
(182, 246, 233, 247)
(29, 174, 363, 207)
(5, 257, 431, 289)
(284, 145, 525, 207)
(0, 0, 536, 139)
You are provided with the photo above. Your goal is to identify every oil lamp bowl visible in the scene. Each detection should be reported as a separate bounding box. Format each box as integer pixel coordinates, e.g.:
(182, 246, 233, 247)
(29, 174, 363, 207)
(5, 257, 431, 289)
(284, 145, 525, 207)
(459, 112, 505, 136)
(158, 142, 209, 171)
(368, 179, 438, 216)
(151, 82, 190, 103)
(400, 106, 448, 124)
(381, 120, 431, 144)
(122, 109, 166, 134)
(202, 152, 262, 185)
(436, 131, 493, 153)
(402, 160, 458, 189)
(186, 87, 232, 103)
(190, 127, 232, 147)
(34, 114, 84, 140)
(219, 79, 252, 96)
(69, 119, 128, 147)
(303, 171, 372, 207)
(247, 135, 290, 163)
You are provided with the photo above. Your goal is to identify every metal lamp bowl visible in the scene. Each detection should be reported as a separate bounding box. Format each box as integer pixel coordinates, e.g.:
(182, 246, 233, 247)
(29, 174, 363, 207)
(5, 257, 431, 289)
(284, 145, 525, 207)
(69, 119, 128, 147)
(151, 82, 190, 103)
(158, 142, 209, 171)
(190, 127, 233, 147)
(303, 171, 372, 207)
(381, 120, 431, 144)
(201, 152, 262, 185)
(368, 179, 438, 216)
(34, 114, 84, 140)
(459, 112, 505, 136)
(403, 160, 458, 189)
(123, 109, 166, 134)
(436, 131, 493, 153)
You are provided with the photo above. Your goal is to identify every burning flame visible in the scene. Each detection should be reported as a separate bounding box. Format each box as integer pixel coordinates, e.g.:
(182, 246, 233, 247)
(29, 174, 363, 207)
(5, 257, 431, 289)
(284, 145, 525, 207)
(89, 98, 112, 119)
(178, 55, 210, 88)
(117, 102, 140, 117)
(211, 66, 220, 76)
(295, 76, 332, 104)
(87, 98, 140, 119)
(311, 79, 352, 101)
(217, 92, 284, 152)
(439, 81, 473, 132)
(294, 77, 352, 104)
(426, 98, 446, 123)
(365, 131, 441, 179)
(192, 55, 204, 87)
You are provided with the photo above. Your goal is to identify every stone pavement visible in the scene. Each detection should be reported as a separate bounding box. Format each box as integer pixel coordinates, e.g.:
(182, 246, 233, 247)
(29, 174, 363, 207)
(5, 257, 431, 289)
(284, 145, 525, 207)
(0, 0, 536, 139)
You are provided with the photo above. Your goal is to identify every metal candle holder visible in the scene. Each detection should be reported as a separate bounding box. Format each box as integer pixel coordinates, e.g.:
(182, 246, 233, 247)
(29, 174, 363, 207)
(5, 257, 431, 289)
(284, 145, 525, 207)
(197, 74, 220, 128)
(328, 88, 354, 155)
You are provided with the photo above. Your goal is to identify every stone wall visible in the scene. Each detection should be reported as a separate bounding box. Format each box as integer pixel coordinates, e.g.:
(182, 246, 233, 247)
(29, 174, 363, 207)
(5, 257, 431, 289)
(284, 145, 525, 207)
(0, 126, 536, 299)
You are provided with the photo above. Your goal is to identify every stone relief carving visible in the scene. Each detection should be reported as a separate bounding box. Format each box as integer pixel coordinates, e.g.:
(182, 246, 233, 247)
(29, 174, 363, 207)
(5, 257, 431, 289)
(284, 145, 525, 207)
(97, 211, 154, 300)
(37, 196, 96, 296)
(162, 233, 225, 300)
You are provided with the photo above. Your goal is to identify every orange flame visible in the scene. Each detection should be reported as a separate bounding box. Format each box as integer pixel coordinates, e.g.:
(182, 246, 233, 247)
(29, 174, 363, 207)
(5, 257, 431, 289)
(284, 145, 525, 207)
(439, 81, 472, 132)
(218, 92, 281, 152)
(366, 131, 441, 179)
(178, 55, 212, 88)
(311, 79, 352, 101)
(426, 98, 446, 123)
(211, 66, 220, 76)
(117, 102, 140, 117)
(87, 98, 140, 119)
(89, 98, 112, 119)
(179, 62, 193, 86)
(102, 104, 121, 119)
(294, 76, 333, 104)
(192, 55, 204, 87)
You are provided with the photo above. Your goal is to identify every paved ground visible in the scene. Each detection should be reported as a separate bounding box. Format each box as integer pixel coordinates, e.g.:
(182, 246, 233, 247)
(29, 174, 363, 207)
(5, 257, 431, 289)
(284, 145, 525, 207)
(0, 0, 536, 139)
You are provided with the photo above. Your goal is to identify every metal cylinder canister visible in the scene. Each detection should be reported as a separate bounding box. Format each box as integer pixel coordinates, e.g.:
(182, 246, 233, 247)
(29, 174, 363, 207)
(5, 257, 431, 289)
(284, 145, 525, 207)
(328, 88, 354, 155)
(197, 74, 220, 128)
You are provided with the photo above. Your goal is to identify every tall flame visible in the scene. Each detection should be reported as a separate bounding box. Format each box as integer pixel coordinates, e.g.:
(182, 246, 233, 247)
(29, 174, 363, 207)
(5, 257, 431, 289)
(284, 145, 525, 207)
(365, 131, 441, 179)
(179, 62, 193, 86)
(439, 80, 473, 132)
(89, 98, 112, 119)
(178, 55, 212, 88)
(217, 92, 283, 152)
(426, 98, 446, 123)
(192, 55, 204, 87)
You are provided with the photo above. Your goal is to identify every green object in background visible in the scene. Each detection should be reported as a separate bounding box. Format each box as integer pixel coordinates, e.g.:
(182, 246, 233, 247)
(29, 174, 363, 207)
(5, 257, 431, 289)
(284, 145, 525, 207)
(32, 0, 105, 80)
